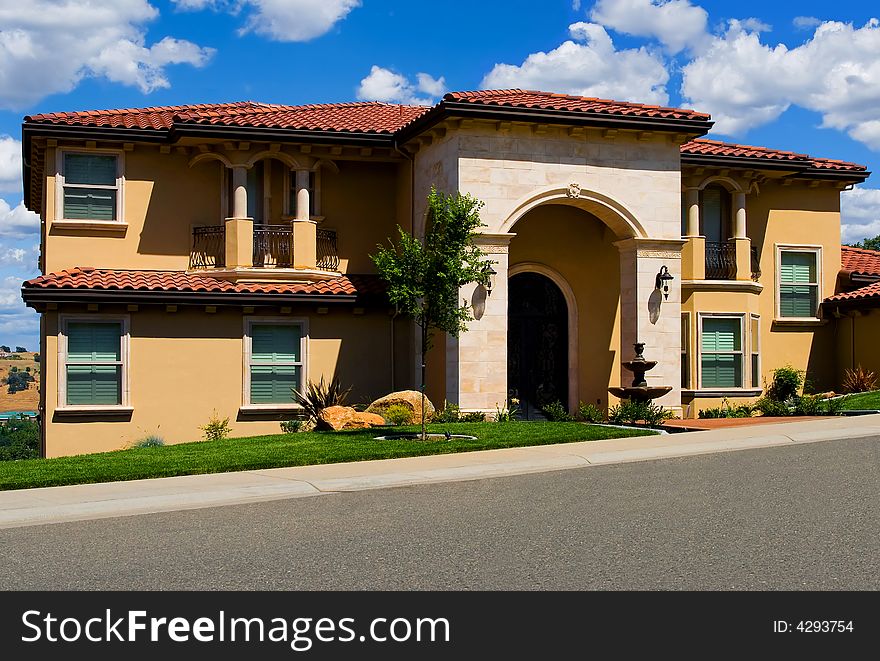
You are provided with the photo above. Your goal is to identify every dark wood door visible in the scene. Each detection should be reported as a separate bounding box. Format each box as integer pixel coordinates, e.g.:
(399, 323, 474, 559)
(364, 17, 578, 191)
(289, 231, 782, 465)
(508, 272, 568, 420)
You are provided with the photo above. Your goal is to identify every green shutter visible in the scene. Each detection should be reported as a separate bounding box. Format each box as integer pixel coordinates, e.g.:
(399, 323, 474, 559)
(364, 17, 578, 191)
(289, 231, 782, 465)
(701, 354, 742, 389)
(780, 285, 817, 318)
(250, 325, 301, 404)
(63, 188, 116, 220)
(780, 252, 816, 284)
(64, 154, 117, 186)
(701, 318, 741, 352)
(66, 323, 122, 406)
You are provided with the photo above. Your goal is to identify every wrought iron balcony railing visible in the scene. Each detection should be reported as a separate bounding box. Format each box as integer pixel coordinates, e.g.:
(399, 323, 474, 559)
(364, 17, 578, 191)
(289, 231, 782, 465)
(705, 241, 737, 280)
(189, 225, 225, 269)
(317, 228, 339, 271)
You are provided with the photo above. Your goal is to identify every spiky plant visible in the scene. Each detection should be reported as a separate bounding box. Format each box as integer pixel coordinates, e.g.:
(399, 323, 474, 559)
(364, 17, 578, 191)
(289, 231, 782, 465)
(293, 375, 352, 425)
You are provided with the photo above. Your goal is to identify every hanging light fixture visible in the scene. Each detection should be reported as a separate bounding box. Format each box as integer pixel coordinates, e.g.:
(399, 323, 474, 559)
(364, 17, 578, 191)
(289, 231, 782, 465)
(655, 265, 674, 300)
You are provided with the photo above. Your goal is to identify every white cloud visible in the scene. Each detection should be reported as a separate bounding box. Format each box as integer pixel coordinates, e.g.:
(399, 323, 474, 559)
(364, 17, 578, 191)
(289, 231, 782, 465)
(0, 199, 40, 238)
(0, 248, 26, 267)
(793, 16, 822, 31)
(841, 187, 880, 244)
(572, 0, 581, 10)
(0, 137, 22, 194)
(481, 22, 670, 106)
(682, 19, 880, 148)
(356, 66, 445, 106)
(0, 0, 215, 110)
(0, 275, 38, 346)
(172, 0, 361, 42)
(589, 0, 709, 54)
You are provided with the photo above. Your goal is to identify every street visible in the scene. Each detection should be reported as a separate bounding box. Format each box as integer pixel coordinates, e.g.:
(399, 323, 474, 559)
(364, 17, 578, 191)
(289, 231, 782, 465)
(1, 437, 877, 590)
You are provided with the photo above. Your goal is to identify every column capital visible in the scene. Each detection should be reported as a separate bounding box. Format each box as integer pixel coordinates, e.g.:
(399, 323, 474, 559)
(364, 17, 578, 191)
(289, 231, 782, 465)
(473, 232, 516, 254)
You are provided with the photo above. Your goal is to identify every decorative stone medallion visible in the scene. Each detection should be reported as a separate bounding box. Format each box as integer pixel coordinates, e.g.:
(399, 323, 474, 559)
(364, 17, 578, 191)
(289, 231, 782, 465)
(567, 182, 581, 199)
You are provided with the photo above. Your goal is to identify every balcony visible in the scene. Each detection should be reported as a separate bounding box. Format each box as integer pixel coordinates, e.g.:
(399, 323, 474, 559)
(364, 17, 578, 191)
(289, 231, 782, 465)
(190, 223, 339, 275)
(705, 241, 737, 280)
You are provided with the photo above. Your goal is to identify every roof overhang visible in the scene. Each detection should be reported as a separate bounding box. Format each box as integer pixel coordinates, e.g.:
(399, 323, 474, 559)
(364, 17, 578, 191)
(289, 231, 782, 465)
(681, 153, 870, 183)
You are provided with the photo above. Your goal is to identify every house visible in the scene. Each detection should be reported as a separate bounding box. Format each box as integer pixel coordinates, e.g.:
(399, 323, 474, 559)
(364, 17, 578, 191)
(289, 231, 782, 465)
(20, 89, 871, 457)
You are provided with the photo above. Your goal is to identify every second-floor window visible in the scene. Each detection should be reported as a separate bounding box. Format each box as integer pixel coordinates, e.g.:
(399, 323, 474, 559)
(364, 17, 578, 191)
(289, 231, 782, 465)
(701, 185, 730, 244)
(60, 152, 121, 221)
(778, 248, 820, 319)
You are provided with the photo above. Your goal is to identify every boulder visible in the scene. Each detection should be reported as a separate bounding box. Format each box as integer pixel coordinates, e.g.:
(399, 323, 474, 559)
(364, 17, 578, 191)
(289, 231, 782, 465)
(318, 406, 386, 431)
(366, 390, 435, 424)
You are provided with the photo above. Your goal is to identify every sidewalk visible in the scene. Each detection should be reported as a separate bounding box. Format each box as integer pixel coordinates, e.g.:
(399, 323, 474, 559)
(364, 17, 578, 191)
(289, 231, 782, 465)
(1, 415, 878, 530)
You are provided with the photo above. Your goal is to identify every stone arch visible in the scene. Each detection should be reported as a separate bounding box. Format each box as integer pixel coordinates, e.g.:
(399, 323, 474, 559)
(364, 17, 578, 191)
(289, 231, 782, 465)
(696, 175, 744, 193)
(508, 262, 579, 413)
(499, 185, 646, 239)
(312, 158, 340, 174)
(188, 152, 234, 169)
(245, 151, 305, 170)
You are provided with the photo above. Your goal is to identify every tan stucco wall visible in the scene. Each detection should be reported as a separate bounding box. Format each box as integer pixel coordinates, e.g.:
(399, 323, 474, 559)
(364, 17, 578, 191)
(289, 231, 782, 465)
(509, 204, 622, 410)
(42, 306, 395, 457)
(834, 312, 880, 386)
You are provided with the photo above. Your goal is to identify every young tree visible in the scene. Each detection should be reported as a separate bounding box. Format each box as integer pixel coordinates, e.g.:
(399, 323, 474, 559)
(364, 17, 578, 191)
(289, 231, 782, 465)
(372, 188, 492, 439)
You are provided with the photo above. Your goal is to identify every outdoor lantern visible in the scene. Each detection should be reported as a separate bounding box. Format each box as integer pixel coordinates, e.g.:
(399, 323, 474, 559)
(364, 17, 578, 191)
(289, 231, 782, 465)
(655, 265, 674, 300)
(484, 263, 497, 297)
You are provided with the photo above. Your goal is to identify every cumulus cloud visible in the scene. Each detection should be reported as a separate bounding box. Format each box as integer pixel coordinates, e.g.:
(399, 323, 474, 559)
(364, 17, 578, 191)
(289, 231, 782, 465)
(356, 66, 445, 106)
(589, 0, 709, 54)
(0, 137, 22, 194)
(481, 22, 670, 106)
(841, 187, 880, 245)
(0, 199, 40, 238)
(682, 19, 880, 147)
(793, 16, 822, 31)
(0, 0, 214, 110)
(0, 275, 38, 346)
(172, 0, 361, 42)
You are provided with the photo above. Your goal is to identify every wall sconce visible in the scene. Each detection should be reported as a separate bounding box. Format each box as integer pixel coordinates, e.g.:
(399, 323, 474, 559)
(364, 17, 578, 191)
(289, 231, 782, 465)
(655, 265, 674, 300)
(483, 263, 497, 297)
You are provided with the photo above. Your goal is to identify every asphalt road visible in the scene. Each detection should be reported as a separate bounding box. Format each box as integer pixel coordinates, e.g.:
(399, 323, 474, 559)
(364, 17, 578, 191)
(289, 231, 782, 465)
(1, 437, 877, 590)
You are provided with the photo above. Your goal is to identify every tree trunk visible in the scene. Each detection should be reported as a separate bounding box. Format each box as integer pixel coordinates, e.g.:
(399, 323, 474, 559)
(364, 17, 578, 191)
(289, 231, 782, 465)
(421, 323, 428, 441)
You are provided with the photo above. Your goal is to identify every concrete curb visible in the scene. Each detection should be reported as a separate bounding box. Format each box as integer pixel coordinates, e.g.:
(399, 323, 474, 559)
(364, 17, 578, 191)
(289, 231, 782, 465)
(0, 415, 878, 530)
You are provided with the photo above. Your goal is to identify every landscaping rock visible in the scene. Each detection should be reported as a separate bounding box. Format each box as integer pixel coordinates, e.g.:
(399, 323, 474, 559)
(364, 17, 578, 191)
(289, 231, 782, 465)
(318, 406, 386, 430)
(366, 390, 435, 424)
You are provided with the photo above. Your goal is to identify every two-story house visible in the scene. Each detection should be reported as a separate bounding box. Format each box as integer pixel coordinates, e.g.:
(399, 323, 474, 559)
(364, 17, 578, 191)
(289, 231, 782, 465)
(20, 89, 870, 457)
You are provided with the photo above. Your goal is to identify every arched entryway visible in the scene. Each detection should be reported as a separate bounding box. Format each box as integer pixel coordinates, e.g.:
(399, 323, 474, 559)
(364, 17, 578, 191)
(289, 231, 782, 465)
(508, 272, 569, 419)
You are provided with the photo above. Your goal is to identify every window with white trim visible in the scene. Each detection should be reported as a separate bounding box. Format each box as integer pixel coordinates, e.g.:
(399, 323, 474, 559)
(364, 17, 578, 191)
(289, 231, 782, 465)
(778, 248, 820, 318)
(62, 320, 125, 406)
(245, 321, 305, 405)
(700, 316, 743, 389)
(60, 152, 121, 221)
(750, 314, 761, 389)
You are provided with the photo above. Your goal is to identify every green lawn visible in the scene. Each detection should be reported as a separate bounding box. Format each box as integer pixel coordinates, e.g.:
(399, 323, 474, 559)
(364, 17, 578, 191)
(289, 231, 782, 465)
(0, 422, 656, 491)
(838, 390, 880, 410)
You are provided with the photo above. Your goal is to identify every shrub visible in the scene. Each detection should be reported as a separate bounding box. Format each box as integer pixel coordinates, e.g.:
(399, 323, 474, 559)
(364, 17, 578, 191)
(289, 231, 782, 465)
(293, 375, 352, 424)
(383, 404, 412, 426)
(133, 435, 165, 448)
(794, 394, 824, 416)
(0, 416, 39, 461)
(199, 410, 231, 441)
(541, 400, 572, 422)
(460, 411, 486, 423)
(495, 398, 519, 423)
(754, 397, 791, 417)
(699, 398, 753, 419)
(842, 365, 877, 394)
(608, 400, 672, 425)
(766, 365, 804, 402)
(576, 401, 605, 423)
(434, 401, 461, 423)
(824, 397, 845, 416)
(280, 419, 302, 434)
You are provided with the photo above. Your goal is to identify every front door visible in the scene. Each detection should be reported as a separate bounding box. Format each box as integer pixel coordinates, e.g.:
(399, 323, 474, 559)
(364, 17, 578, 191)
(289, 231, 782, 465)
(508, 272, 569, 419)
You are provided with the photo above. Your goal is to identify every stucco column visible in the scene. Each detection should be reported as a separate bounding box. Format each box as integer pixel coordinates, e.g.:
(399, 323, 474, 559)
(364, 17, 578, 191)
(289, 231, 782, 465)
(681, 187, 704, 281)
(446, 233, 515, 413)
(294, 170, 310, 221)
(226, 166, 253, 268)
(615, 238, 685, 413)
(732, 191, 752, 280)
(684, 187, 700, 237)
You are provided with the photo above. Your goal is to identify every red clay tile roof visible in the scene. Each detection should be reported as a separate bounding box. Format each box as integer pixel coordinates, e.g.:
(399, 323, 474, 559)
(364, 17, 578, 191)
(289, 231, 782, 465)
(825, 281, 880, 303)
(841, 246, 880, 276)
(682, 138, 868, 173)
(22, 268, 385, 298)
(26, 101, 430, 135)
(444, 89, 710, 121)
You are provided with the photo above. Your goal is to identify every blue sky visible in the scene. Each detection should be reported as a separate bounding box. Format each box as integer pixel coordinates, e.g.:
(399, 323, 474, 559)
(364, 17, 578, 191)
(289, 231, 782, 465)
(1, 0, 879, 349)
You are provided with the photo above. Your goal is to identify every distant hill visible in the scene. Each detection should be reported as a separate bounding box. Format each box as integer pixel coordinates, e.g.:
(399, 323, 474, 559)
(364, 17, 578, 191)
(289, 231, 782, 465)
(0, 352, 39, 413)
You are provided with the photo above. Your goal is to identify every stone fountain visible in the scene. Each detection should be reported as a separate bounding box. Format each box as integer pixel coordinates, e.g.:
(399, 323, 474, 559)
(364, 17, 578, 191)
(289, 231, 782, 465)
(608, 342, 673, 403)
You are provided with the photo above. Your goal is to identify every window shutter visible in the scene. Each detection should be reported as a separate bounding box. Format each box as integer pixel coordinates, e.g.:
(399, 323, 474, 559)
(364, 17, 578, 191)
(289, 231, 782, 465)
(250, 325, 301, 404)
(65, 322, 122, 405)
(702, 319, 741, 352)
(701, 354, 741, 388)
(702, 187, 723, 243)
(64, 188, 116, 220)
(780, 252, 816, 284)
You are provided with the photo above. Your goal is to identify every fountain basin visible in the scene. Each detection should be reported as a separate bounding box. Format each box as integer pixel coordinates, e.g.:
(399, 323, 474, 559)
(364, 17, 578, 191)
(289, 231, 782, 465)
(608, 386, 673, 403)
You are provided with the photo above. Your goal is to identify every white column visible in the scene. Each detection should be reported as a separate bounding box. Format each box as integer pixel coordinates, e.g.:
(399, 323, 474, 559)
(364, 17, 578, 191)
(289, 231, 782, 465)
(231, 166, 248, 219)
(295, 170, 310, 221)
(733, 191, 747, 239)
(685, 188, 700, 237)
